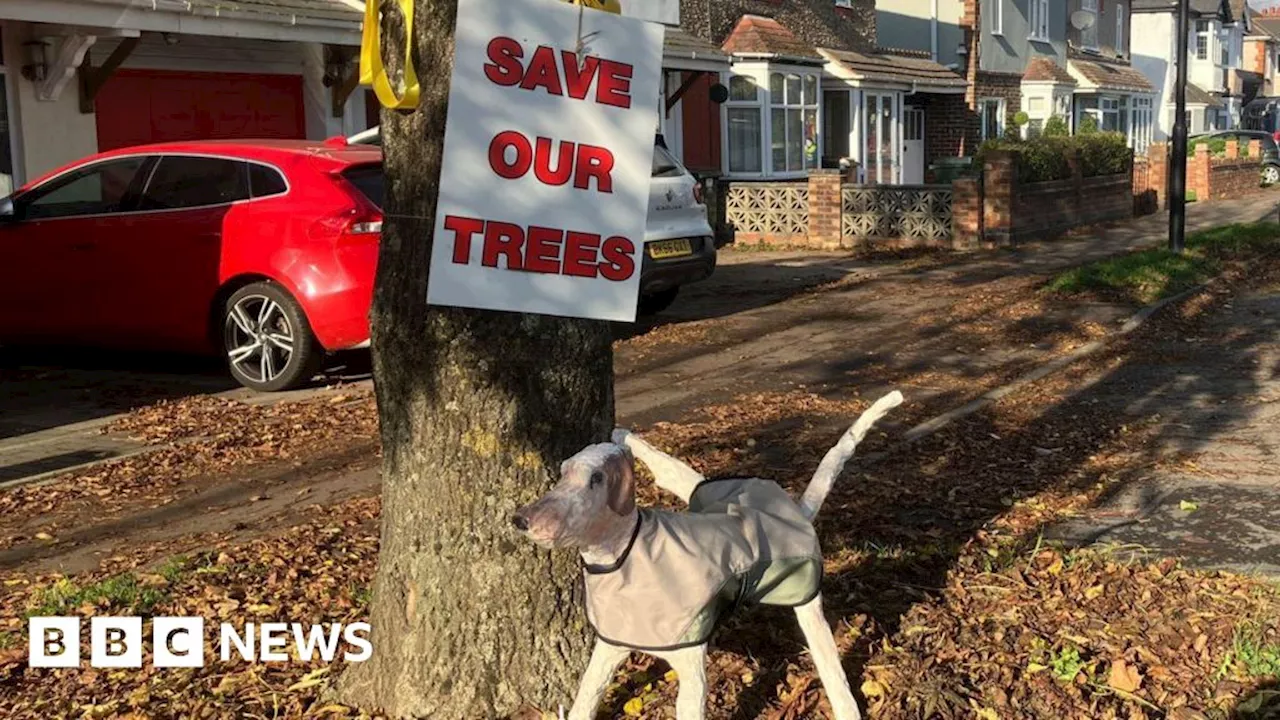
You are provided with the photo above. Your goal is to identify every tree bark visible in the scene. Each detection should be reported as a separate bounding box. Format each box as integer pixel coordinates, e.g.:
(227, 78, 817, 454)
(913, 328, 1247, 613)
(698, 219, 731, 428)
(337, 1, 608, 715)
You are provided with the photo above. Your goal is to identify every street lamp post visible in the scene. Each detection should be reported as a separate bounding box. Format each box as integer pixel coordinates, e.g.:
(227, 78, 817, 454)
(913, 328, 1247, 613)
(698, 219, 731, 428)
(1169, 0, 1190, 253)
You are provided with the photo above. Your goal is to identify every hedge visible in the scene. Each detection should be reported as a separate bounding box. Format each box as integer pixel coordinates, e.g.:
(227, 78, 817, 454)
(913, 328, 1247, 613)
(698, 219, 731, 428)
(977, 131, 1131, 183)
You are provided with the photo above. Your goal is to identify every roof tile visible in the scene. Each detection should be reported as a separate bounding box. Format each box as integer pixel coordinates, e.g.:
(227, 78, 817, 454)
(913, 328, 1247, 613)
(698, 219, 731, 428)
(721, 15, 822, 59)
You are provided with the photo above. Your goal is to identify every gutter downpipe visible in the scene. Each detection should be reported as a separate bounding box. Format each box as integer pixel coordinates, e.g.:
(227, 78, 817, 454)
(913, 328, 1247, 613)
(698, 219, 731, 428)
(931, 0, 939, 62)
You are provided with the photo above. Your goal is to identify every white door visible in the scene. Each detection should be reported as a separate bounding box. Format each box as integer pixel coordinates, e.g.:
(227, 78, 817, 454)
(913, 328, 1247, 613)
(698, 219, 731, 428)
(903, 107, 925, 184)
(863, 93, 900, 184)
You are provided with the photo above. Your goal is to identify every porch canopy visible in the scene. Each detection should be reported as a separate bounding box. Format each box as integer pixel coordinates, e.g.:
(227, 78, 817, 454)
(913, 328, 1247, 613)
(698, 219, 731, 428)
(1068, 59, 1158, 96)
(817, 48, 968, 93)
(664, 29, 732, 73)
(2, 0, 361, 44)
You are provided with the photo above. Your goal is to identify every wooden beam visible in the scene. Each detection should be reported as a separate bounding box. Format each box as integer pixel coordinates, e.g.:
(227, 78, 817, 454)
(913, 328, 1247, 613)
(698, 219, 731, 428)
(333, 64, 361, 118)
(665, 71, 704, 112)
(78, 36, 139, 113)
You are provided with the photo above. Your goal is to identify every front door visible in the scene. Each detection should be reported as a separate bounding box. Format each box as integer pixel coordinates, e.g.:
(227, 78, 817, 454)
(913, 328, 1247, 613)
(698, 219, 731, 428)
(903, 106, 925, 184)
(864, 93, 900, 184)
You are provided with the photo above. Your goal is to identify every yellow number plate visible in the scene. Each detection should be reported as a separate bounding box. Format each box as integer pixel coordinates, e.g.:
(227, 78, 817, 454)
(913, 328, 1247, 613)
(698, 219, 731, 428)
(648, 239, 693, 259)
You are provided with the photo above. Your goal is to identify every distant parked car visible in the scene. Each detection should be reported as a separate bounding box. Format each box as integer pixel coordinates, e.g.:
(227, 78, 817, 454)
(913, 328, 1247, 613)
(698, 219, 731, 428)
(346, 127, 716, 314)
(0, 140, 384, 391)
(1190, 130, 1280, 184)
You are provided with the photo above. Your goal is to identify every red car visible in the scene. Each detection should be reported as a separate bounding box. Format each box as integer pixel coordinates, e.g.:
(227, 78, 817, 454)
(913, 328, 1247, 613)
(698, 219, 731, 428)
(0, 140, 383, 391)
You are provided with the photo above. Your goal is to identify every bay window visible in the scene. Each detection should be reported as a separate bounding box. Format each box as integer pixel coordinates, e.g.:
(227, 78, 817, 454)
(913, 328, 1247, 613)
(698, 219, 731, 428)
(724, 65, 821, 177)
(1195, 20, 1210, 61)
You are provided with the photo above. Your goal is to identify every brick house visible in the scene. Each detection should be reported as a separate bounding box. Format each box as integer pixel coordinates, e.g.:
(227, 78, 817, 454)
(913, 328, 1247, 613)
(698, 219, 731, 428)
(966, 0, 1156, 151)
(665, 0, 970, 185)
(1244, 5, 1280, 131)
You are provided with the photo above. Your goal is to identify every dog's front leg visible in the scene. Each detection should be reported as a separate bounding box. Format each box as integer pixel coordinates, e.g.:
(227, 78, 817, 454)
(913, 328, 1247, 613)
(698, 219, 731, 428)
(568, 639, 630, 720)
(654, 644, 708, 720)
(794, 593, 862, 720)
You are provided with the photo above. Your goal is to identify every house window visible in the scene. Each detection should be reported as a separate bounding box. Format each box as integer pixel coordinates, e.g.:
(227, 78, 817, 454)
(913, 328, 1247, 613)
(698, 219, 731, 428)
(1116, 3, 1125, 55)
(1081, 0, 1099, 49)
(725, 68, 820, 177)
(1220, 28, 1229, 66)
(0, 28, 15, 196)
(835, 0, 852, 7)
(980, 97, 1005, 140)
(991, 0, 1004, 35)
(726, 75, 762, 174)
(1029, 0, 1050, 41)
(769, 72, 819, 173)
(1195, 20, 1210, 60)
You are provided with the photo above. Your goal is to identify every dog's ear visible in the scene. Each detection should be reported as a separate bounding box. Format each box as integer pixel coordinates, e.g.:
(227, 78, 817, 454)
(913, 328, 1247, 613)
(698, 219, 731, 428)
(605, 448, 635, 516)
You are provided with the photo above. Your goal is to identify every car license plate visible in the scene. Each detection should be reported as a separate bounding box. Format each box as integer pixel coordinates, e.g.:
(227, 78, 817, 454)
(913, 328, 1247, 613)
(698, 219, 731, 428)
(648, 238, 693, 259)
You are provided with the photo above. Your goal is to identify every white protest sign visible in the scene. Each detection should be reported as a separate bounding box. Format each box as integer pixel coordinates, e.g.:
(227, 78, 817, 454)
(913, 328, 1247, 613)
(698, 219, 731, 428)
(426, 0, 664, 322)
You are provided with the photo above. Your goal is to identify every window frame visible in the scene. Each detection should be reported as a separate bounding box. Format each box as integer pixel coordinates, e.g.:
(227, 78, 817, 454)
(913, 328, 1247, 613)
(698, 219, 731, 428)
(0, 25, 22, 194)
(1081, 0, 1100, 50)
(724, 72, 765, 176)
(979, 96, 1006, 141)
(1029, 0, 1050, 42)
(1116, 3, 1125, 55)
(14, 152, 290, 221)
(768, 71, 820, 175)
(722, 63, 822, 179)
(15, 155, 151, 222)
(1195, 20, 1211, 61)
(139, 155, 253, 212)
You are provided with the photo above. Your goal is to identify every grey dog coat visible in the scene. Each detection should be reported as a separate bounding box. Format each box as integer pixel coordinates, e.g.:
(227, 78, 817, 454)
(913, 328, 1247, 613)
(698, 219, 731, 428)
(583, 478, 822, 650)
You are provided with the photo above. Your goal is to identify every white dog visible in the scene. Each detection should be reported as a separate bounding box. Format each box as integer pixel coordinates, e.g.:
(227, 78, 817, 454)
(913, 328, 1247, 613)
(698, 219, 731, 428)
(513, 391, 904, 720)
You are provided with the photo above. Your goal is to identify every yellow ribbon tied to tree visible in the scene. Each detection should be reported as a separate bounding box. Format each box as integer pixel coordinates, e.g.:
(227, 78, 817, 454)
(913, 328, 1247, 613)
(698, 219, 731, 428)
(360, 0, 622, 111)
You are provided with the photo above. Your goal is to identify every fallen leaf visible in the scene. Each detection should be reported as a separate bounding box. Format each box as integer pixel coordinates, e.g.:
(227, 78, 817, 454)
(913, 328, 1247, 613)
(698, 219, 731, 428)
(1180, 500, 1199, 512)
(622, 697, 644, 716)
(1108, 659, 1143, 693)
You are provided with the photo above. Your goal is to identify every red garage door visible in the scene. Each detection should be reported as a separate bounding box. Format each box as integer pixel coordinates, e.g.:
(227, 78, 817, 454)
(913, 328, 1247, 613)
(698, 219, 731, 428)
(95, 69, 305, 151)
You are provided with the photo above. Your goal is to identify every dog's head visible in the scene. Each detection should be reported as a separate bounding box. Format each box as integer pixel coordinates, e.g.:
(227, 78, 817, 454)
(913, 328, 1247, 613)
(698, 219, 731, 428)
(511, 442, 635, 549)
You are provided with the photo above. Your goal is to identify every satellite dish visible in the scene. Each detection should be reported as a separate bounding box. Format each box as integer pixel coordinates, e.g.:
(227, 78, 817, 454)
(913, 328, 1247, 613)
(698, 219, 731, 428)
(709, 83, 729, 104)
(1070, 10, 1096, 30)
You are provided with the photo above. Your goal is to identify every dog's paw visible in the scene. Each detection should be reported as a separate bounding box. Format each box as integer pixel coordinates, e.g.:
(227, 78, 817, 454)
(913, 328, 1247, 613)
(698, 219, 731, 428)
(610, 428, 631, 446)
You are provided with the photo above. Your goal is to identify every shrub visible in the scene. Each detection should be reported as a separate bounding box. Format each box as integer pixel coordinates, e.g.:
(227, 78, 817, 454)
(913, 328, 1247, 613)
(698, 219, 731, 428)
(976, 131, 1130, 183)
(1043, 115, 1070, 137)
(1191, 137, 1228, 156)
(1078, 114, 1100, 134)
(1076, 132, 1131, 177)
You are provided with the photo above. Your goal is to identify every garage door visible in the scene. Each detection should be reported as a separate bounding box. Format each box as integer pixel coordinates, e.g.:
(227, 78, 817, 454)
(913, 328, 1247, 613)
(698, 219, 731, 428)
(95, 69, 305, 151)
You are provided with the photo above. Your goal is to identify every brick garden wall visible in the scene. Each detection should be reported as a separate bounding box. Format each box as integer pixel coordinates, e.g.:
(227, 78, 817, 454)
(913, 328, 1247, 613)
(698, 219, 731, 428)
(981, 150, 1134, 245)
(1136, 140, 1263, 207)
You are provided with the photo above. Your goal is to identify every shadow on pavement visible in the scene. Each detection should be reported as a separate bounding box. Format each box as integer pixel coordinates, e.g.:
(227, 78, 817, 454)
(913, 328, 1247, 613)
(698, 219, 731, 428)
(0, 346, 372, 440)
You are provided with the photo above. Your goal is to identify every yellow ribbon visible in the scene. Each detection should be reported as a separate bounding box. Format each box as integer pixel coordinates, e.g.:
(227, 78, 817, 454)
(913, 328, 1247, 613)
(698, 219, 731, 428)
(360, 0, 622, 111)
(360, 0, 420, 110)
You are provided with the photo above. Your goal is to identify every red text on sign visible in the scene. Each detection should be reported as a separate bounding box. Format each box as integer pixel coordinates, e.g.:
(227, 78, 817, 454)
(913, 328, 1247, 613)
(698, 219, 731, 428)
(488, 131, 614, 193)
(484, 37, 633, 109)
(443, 215, 635, 281)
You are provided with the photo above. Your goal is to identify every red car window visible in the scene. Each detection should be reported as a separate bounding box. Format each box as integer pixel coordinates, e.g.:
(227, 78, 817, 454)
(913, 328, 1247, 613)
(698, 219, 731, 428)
(22, 157, 148, 220)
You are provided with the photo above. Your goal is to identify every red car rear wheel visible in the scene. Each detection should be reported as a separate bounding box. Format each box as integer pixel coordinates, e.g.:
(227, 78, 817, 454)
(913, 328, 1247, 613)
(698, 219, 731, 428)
(222, 281, 322, 391)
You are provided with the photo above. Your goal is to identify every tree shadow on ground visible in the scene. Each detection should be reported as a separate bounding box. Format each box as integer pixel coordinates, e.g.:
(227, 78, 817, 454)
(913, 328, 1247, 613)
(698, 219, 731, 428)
(634, 270, 1278, 718)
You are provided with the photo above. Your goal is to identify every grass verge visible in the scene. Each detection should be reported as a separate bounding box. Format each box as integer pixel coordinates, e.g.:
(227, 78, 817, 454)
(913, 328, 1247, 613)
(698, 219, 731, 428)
(1046, 221, 1280, 304)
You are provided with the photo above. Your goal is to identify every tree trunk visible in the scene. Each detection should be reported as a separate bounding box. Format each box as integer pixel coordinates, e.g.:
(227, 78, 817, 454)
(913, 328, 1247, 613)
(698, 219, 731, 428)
(337, 1, 608, 715)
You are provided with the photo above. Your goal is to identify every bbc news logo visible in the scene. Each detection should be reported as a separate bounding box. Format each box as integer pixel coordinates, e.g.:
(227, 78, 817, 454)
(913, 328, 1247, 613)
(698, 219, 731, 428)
(29, 617, 371, 668)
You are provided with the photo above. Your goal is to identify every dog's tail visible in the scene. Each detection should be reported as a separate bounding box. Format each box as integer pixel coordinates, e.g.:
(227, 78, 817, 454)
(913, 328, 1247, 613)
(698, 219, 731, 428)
(798, 390, 903, 520)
